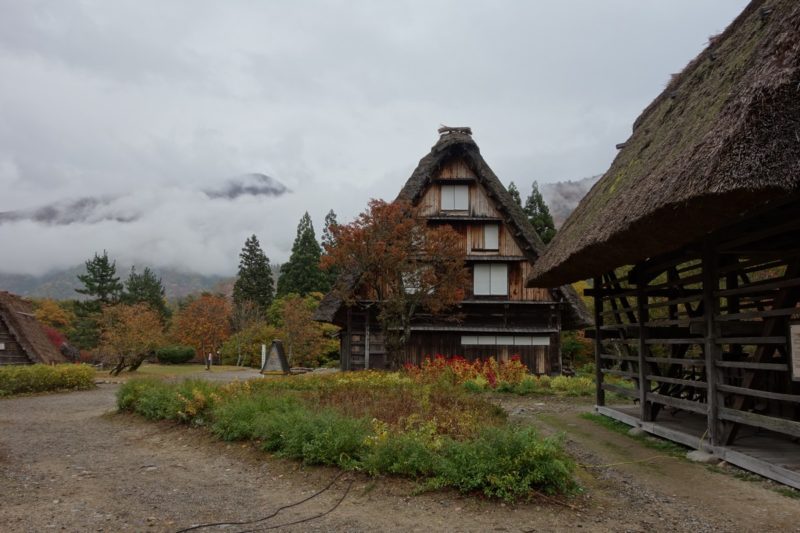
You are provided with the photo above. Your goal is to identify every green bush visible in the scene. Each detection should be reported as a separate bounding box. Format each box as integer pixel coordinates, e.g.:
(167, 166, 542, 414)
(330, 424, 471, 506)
(428, 427, 575, 500)
(117, 378, 182, 420)
(550, 376, 593, 396)
(0, 364, 95, 397)
(117, 376, 577, 501)
(155, 345, 196, 364)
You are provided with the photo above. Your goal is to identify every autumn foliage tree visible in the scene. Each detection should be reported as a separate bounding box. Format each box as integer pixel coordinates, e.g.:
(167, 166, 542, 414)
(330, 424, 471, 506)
(322, 199, 468, 367)
(171, 293, 232, 363)
(99, 303, 165, 375)
(269, 293, 339, 367)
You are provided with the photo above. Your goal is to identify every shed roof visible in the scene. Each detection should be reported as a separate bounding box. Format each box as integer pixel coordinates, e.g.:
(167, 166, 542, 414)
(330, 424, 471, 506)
(527, 0, 800, 287)
(0, 291, 66, 364)
(315, 129, 592, 329)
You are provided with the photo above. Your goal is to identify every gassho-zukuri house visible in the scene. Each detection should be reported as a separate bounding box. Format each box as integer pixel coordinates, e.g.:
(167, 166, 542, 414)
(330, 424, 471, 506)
(0, 291, 66, 366)
(527, 0, 800, 489)
(315, 127, 591, 374)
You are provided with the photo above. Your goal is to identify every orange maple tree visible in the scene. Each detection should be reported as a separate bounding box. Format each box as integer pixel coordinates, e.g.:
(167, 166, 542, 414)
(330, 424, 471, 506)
(322, 199, 468, 367)
(171, 294, 232, 362)
(99, 303, 165, 375)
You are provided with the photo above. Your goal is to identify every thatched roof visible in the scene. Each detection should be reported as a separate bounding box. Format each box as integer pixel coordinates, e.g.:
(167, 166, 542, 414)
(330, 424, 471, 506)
(527, 0, 800, 287)
(315, 129, 592, 329)
(0, 291, 66, 364)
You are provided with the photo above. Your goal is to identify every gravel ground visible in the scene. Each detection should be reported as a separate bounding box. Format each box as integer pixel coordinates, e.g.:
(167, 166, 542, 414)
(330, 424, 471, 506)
(1, 382, 799, 532)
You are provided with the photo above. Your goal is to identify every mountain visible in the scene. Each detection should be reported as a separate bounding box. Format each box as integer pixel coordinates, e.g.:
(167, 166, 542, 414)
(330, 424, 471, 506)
(540, 175, 600, 228)
(0, 266, 231, 301)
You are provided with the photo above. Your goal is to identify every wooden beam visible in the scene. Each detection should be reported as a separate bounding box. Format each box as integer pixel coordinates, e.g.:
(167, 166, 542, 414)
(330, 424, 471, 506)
(717, 383, 800, 404)
(637, 277, 651, 421)
(646, 375, 708, 389)
(703, 244, 723, 445)
(646, 392, 708, 415)
(715, 360, 788, 371)
(593, 276, 605, 407)
(720, 408, 800, 439)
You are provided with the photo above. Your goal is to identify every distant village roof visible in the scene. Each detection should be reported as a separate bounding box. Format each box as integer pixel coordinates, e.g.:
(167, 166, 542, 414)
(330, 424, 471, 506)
(0, 291, 66, 364)
(315, 129, 592, 329)
(528, 0, 800, 287)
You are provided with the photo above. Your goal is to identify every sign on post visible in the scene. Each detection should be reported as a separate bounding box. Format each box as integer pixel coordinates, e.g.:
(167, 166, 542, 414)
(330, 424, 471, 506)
(791, 324, 800, 381)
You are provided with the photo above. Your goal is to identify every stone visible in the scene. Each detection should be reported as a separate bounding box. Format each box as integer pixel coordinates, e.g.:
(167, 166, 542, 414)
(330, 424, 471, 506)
(628, 427, 647, 437)
(686, 450, 718, 464)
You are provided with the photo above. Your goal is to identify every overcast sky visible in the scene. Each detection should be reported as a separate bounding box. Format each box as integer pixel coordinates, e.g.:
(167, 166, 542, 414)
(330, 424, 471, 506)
(0, 0, 748, 276)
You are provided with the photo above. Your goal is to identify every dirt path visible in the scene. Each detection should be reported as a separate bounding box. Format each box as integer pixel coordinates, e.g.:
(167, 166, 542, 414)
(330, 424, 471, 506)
(1, 385, 798, 532)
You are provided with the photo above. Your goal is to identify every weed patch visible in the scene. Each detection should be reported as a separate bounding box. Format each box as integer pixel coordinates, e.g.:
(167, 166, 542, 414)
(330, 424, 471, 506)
(118, 372, 577, 501)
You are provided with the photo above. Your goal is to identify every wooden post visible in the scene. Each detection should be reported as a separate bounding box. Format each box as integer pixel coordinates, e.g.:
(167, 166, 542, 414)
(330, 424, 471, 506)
(593, 276, 605, 406)
(343, 308, 352, 371)
(365, 310, 371, 370)
(636, 274, 651, 421)
(703, 243, 722, 446)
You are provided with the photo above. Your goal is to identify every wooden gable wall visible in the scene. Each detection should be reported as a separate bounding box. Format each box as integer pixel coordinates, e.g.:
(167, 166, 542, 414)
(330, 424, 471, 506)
(416, 158, 552, 303)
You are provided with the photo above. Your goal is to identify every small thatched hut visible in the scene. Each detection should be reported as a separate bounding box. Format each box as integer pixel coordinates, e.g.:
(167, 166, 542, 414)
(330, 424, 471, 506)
(0, 291, 66, 365)
(315, 127, 590, 373)
(527, 0, 800, 488)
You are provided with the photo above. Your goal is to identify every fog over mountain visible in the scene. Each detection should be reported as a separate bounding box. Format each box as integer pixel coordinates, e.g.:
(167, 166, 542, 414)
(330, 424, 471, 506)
(0, 1, 747, 278)
(540, 175, 601, 228)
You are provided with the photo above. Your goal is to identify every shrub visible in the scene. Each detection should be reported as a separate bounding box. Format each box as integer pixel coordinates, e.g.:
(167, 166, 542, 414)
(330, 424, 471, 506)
(0, 364, 95, 397)
(155, 345, 196, 364)
(118, 372, 576, 501)
(550, 375, 593, 396)
(117, 378, 182, 420)
(405, 355, 528, 389)
(428, 427, 576, 500)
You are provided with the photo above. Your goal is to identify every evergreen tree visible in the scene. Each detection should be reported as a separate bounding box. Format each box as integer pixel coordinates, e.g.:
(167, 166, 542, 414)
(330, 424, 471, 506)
(508, 181, 522, 208)
(123, 266, 169, 320)
(321, 209, 339, 290)
(277, 212, 327, 296)
(76, 250, 123, 304)
(233, 234, 274, 314)
(524, 182, 557, 244)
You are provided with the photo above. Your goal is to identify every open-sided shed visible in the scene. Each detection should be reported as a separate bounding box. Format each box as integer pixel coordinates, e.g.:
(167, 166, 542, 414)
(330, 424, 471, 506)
(527, 0, 800, 488)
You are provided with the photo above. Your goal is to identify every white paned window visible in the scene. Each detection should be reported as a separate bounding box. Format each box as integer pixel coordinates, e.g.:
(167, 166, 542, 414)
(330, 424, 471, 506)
(461, 336, 550, 347)
(441, 184, 469, 211)
(483, 224, 499, 250)
(473, 263, 508, 295)
(0, 342, 5, 351)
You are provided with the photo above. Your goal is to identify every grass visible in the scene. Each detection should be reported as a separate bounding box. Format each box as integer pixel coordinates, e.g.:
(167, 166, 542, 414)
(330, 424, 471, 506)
(580, 412, 687, 457)
(0, 364, 95, 397)
(118, 371, 577, 501)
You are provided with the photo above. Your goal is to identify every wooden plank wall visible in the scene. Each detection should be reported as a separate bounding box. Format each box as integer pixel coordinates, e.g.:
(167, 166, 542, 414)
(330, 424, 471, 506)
(0, 316, 31, 365)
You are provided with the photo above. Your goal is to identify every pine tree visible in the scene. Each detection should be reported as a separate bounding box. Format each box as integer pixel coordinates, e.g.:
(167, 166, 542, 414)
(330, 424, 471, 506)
(76, 250, 123, 304)
(508, 181, 522, 208)
(524, 182, 557, 244)
(321, 209, 339, 290)
(233, 234, 274, 313)
(123, 266, 169, 320)
(277, 213, 327, 296)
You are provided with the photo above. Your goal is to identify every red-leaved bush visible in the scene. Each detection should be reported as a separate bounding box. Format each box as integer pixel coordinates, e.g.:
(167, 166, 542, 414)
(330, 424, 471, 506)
(43, 326, 66, 349)
(404, 355, 527, 388)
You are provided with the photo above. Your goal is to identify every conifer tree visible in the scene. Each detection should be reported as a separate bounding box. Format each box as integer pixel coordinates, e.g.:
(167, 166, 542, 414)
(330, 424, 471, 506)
(524, 181, 557, 244)
(233, 234, 274, 314)
(321, 209, 339, 290)
(508, 181, 522, 208)
(277, 213, 327, 296)
(76, 250, 123, 304)
(123, 266, 169, 320)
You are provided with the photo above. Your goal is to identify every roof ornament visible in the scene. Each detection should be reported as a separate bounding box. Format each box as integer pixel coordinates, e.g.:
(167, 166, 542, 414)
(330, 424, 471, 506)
(438, 125, 472, 136)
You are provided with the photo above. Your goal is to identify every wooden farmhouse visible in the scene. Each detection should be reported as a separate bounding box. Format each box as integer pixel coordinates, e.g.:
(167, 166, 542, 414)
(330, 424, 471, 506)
(0, 291, 66, 365)
(315, 127, 590, 373)
(527, 0, 800, 488)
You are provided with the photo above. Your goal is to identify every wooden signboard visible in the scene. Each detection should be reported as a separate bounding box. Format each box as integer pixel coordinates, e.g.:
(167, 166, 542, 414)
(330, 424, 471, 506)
(791, 324, 800, 382)
(261, 339, 290, 374)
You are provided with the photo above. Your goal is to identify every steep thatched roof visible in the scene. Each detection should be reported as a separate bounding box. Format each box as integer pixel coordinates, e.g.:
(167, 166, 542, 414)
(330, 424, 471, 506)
(528, 0, 800, 287)
(0, 291, 66, 364)
(314, 129, 592, 329)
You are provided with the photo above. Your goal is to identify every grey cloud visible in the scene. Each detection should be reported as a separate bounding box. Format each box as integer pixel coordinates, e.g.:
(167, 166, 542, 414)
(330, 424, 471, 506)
(204, 173, 290, 200)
